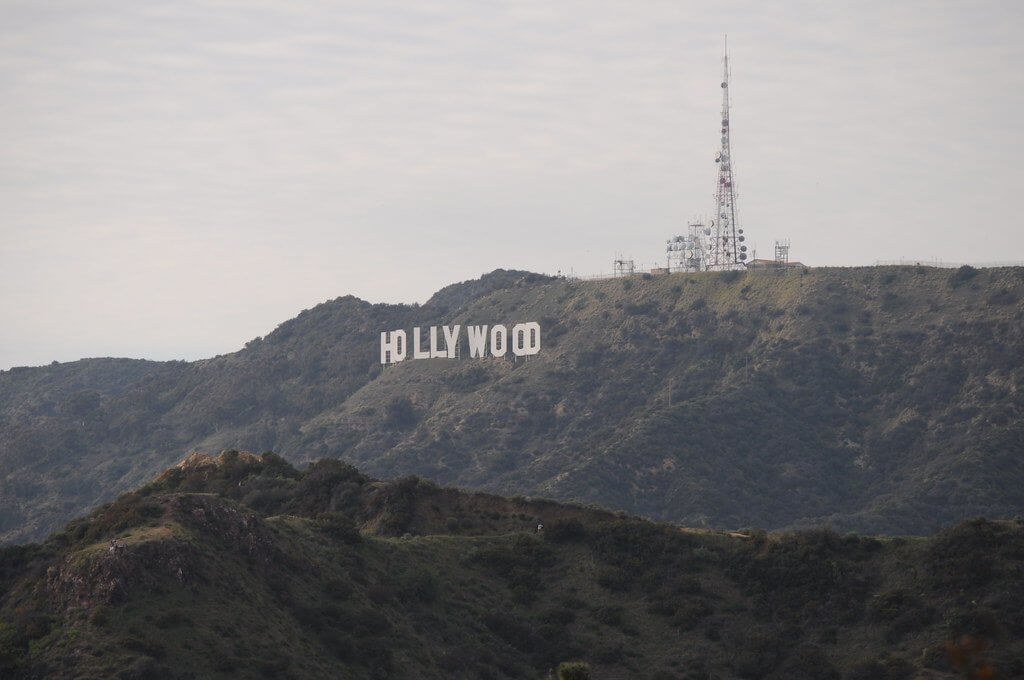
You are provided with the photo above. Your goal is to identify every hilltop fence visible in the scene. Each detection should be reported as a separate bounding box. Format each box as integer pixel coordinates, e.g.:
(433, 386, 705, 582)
(872, 259, 1024, 268)
(561, 260, 1024, 282)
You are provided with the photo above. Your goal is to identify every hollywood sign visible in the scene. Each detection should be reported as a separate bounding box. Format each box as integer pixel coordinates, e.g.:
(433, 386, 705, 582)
(380, 323, 541, 365)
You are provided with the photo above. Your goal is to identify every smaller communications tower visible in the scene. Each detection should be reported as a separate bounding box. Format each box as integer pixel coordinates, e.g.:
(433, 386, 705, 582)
(613, 257, 636, 277)
(706, 37, 748, 270)
(666, 221, 707, 272)
(774, 239, 791, 265)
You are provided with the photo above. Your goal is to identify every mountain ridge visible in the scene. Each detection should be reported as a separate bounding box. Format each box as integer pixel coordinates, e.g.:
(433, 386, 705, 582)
(2, 265, 1023, 543)
(2, 450, 1022, 679)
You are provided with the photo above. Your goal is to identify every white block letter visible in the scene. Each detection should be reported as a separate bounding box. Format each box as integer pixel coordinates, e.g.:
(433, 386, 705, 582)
(380, 330, 407, 364)
(429, 326, 447, 358)
(490, 325, 508, 357)
(443, 325, 461, 358)
(512, 322, 541, 356)
(413, 327, 429, 359)
(466, 325, 489, 358)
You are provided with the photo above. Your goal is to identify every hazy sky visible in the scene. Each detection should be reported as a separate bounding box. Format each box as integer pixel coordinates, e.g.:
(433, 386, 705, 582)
(2, 0, 1023, 369)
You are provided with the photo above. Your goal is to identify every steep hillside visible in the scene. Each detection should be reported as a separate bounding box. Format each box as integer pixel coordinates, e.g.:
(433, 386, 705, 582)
(2, 265, 1023, 542)
(2, 452, 1022, 679)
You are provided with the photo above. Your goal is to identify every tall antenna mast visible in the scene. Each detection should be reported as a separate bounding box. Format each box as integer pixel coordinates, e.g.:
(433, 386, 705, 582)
(707, 35, 747, 269)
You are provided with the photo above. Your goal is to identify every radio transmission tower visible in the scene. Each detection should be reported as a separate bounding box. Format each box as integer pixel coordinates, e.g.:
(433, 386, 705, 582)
(707, 37, 748, 270)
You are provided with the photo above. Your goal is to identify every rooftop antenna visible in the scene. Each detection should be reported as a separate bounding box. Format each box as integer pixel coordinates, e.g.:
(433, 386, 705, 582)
(707, 35, 747, 270)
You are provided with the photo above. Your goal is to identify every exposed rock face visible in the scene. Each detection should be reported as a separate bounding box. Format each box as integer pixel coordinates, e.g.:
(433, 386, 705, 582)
(46, 537, 196, 612)
(166, 450, 264, 478)
(45, 488, 278, 614)
(164, 493, 278, 565)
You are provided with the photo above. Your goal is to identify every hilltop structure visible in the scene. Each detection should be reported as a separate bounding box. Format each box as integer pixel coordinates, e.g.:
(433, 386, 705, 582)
(706, 36, 748, 270)
(666, 38, 749, 272)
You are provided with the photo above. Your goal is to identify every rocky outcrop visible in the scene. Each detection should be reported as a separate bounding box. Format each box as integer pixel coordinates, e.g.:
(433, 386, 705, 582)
(46, 491, 278, 613)
(46, 536, 196, 612)
(163, 493, 278, 565)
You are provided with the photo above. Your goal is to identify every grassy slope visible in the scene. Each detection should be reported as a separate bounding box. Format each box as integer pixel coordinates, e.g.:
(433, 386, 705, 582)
(2, 452, 1023, 679)
(2, 266, 1023, 543)
(300, 265, 1024, 533)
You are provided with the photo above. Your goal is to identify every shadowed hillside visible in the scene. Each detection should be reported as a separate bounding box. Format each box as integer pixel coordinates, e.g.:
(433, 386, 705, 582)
(2, 265, 1023, 542)
(1, 452, 1022, 679)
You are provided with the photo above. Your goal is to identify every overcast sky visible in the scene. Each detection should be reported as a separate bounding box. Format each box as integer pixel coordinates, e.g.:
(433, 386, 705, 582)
(2, 0, 1022, 369)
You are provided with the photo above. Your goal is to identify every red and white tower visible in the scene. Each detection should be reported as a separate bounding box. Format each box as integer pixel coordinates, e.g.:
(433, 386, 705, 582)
(707, 37, 747, 269)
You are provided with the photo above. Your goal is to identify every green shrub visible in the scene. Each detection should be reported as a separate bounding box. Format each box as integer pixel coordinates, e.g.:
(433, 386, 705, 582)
(122, 634, 167, 660)
(154, 611, 188, 629)
(314, 512, 362, 544)
(319, 629, 355, 660)
(771, 645, 839, 679)
(845, 655, 914, 680)
(557, 661, 591, 680)
(670, 600, 712, 631)
(384, 396, 418, 429)
(949, 265, 979, 287)
(287, 459, 367, 517)
(596, 566, 631, 592)
(594, 605, 623, 627)
(986, 288, 1017, 305)
(544, 519, 586, 543)
(868, 589, 918, 622)
(471, 534, 553, 593)
(353, 608, 391, 637)
(593, 643, 625, 664)
(625, 301, 658, 316)
(729, 629, 785, 678)
(0, 619, 25, 674)
(540, 607, 576, 625)
(323, 577, 354, 601)
(483, 613, 534, 651)
(395, 568, 437, 604)
(647, 599, 675, 616)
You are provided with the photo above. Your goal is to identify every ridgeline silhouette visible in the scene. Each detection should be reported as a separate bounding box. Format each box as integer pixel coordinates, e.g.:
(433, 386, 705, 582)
(2, 451, 1021, 678)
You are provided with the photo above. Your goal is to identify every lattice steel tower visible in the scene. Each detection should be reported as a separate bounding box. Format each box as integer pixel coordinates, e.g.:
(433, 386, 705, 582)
(707, 37, 747, 270)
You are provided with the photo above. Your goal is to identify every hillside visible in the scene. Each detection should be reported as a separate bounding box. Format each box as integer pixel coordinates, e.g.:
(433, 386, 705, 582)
(2, 451, 1022, 679)
(2, 265, 1024, 543)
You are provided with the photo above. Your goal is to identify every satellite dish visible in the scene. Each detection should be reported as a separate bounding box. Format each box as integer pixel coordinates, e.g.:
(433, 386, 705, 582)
(740, 245, 747, 252)
(739, 235, 745, 242)
(738, 229, 744, 234)
(739, 253, 747, 260)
